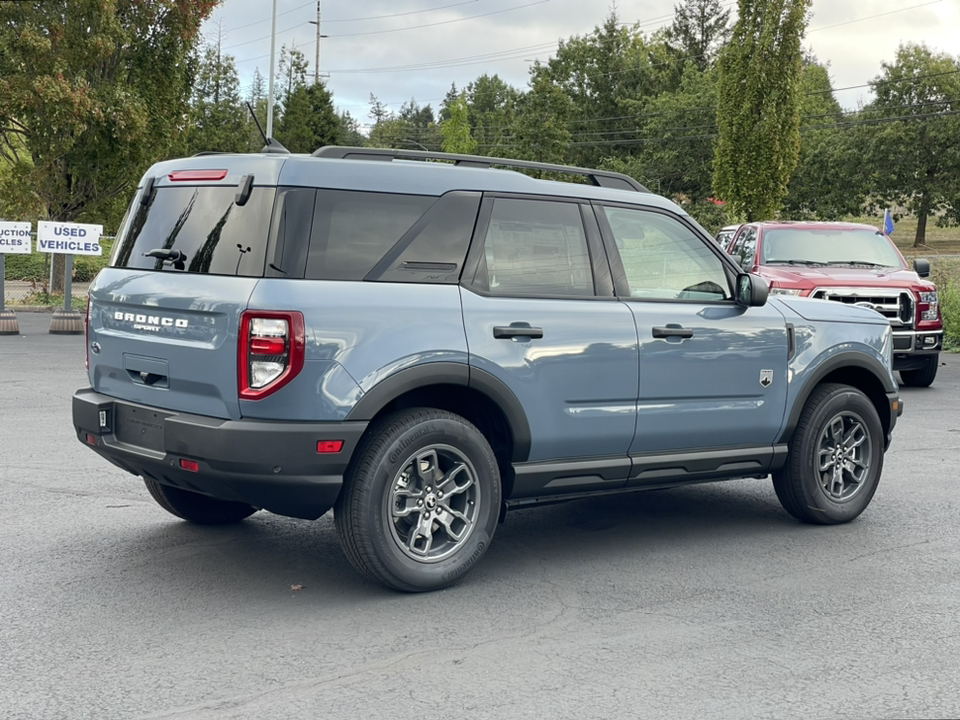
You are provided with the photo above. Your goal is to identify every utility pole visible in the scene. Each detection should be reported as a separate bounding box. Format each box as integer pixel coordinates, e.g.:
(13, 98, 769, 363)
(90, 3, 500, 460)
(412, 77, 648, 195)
(266, 0, 278, 137)
(309, 0, 328, 85)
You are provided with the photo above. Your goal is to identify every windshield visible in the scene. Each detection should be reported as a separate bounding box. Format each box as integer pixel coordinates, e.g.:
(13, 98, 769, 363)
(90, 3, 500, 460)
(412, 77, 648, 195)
(761, 228, 904, 269)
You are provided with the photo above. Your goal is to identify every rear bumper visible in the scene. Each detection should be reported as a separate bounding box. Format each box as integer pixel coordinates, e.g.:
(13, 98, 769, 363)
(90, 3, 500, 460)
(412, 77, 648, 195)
(72, 388, 367, 520)
(892, 329, 942, 371)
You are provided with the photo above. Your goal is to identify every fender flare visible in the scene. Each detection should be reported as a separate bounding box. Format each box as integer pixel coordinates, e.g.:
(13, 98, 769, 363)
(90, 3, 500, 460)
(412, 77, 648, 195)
(346, 362, 532, 462)
(778, 351, 896, 443)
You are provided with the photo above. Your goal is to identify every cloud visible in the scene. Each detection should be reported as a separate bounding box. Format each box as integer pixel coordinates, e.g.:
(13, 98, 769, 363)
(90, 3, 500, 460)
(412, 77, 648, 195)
(207, 0, 959, 123)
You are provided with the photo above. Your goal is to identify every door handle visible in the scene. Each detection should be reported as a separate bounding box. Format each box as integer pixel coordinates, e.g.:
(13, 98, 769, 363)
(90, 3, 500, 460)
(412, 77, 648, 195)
(652, 325, 693, 339)
(494, 325, 544, 340)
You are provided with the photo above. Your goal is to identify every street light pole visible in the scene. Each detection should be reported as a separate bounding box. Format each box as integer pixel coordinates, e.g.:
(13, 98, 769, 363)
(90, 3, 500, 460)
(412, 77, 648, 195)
(266, 0, 278, 137)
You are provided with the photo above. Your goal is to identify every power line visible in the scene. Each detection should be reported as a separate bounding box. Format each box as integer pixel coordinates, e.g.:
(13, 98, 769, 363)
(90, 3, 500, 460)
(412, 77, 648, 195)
(326, 0, 551, 38)
(225, 0, 315, 34)
(324, 1, 480, 23)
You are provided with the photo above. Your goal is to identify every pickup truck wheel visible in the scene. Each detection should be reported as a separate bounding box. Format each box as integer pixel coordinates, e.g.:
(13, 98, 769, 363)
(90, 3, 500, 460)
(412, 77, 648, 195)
(143, 478, 258, 524)
(335, 409, 501, 592)
(772, 383, 883, 525)
(899, 356, 938, 387)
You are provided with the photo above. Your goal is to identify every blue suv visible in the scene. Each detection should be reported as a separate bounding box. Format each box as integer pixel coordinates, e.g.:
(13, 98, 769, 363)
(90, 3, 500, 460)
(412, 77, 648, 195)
(73, 147, 902, 591)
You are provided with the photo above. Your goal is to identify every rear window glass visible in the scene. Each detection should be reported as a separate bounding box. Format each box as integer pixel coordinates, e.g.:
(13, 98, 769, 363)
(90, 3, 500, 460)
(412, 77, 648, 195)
(305, 190, 436, 281)
(111, 186, 276, 276)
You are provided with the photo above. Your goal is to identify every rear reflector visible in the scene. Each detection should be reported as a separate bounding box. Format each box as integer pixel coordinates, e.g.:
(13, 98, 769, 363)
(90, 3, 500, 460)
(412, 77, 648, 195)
(85, 434, 98, 446)
(168, 169, 228, 182)
(317, 440, 344, 454)
(179, 459, 200, 473)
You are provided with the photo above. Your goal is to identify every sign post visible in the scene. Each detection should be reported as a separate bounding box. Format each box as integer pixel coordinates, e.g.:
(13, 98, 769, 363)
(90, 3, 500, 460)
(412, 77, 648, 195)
(0, 221, 33, 335)
(36, 220, 103, 334)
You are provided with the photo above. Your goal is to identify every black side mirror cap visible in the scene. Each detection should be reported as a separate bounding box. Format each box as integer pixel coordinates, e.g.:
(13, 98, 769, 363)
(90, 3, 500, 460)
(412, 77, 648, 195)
(736, 273, 769, 307)
(914, 258, 931, 278)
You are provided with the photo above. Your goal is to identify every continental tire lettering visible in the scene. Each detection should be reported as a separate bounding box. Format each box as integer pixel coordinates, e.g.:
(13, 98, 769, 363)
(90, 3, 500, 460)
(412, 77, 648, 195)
(388, 424, 438, 464)
(442, 539, 486, 581)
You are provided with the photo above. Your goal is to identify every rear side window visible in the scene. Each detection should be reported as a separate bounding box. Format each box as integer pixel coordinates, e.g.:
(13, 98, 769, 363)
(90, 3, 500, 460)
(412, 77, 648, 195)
(111, 186, 276, 276)
(305, 190, 436, 280)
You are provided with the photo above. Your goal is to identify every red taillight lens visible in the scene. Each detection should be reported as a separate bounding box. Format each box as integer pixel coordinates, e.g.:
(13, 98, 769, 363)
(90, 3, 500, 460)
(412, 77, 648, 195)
(85, 295, 91, 371)
(179, 458, 200, 473)
(168, 169, 228, 182)
(238, 310, 305, 400)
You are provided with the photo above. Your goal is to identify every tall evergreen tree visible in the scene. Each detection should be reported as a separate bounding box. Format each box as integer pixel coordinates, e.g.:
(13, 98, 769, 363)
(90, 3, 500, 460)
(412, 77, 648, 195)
(667, 0, 731, 71)
(275, 82, 340, 154)
(441, 93, 477, 155)
(187, 37, 247, 155)
(714, 0, 812, 221)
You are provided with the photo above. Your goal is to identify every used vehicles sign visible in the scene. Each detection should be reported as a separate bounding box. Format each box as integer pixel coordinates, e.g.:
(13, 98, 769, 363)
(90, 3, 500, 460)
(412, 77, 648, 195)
(37, 221, 103, 256)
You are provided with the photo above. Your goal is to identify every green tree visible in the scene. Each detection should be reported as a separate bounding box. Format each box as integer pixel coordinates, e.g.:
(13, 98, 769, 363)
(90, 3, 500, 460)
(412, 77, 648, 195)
(0, 0, 218, 227)
(667, 0, 731, 71)
(860, 43, 960, 246)
(276, 44, 309, 111)
(462, 74, 519, 156)
(275, 82, 340, 154)
(186, 34, 247, 155)
(782, 57, 866, 219)
(441, 93, 477, 155)
(338, 111, 365, 147)
(513, 76, 573, 166)
(714, 0, 812, 221)
(246, 68, 269, 150)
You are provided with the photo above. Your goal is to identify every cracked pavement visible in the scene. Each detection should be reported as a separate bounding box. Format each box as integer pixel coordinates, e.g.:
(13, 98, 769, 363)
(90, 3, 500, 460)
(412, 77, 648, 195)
(2, 311, 960, 719)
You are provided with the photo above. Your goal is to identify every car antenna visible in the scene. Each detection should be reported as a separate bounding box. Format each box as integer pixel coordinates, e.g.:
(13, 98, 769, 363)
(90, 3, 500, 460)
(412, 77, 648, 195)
(246, 101, 290, 155)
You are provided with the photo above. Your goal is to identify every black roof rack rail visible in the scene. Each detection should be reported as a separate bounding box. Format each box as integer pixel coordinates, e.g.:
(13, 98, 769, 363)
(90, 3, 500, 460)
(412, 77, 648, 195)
(311, 146, 649, 193)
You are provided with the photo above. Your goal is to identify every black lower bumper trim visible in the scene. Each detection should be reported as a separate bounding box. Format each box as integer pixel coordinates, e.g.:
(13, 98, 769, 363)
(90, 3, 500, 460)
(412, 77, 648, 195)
(73, 388, 367, 520)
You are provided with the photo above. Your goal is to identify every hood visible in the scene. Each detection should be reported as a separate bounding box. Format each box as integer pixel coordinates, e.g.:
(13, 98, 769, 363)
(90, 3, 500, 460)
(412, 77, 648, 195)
(772, 295, 892, 325)
(758, 265, 932, 289)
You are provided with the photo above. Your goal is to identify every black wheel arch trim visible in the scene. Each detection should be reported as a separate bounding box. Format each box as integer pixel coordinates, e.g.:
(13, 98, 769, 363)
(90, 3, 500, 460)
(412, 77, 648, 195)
(778, 351, 897, 444)
(345, 362, 532, 463)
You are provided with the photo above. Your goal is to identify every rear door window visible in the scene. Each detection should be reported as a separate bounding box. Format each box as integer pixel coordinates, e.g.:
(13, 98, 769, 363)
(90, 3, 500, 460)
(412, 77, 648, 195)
(111, 186, 276, 277)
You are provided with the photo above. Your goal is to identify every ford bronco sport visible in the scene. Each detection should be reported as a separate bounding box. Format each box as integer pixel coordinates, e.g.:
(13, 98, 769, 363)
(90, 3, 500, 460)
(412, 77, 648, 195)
(722, 221, 943, 387)
(73, 147, 902, 592)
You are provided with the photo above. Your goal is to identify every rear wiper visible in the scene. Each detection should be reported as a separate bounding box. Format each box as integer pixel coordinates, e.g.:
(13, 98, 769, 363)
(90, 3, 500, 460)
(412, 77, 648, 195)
(765, 259, 826, 266)
(144, 248, 187, 271)
(824, 260, 888, 267)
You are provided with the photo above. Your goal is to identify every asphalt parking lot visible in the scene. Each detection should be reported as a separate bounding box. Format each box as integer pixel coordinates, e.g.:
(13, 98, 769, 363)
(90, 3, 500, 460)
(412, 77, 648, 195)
(2, 310, 959, 720)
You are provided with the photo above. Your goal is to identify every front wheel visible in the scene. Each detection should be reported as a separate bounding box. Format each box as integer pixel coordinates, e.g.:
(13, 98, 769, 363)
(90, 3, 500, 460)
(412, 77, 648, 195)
(899, 355, 938, 387)
(143, 478, 258, 524)
(772, 383, 884, 525)
(335, 408, 501, 592)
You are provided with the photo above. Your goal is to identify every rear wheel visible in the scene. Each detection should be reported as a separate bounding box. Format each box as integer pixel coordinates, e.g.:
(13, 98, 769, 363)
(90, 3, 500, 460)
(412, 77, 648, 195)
(899, 356, 938, 387)
(143, 478, 258, 524)
(335, 408, 501, 592)
(772, 383, 883, 525)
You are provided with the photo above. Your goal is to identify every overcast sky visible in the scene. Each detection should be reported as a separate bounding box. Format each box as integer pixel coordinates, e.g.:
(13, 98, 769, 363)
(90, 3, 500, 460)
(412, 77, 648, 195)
(204, 0, 960, 127)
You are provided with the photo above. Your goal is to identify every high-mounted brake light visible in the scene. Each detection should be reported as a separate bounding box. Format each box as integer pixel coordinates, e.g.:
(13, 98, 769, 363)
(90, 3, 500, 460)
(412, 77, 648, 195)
(168, 169, 228, 182)
(238, 310, 305, 400)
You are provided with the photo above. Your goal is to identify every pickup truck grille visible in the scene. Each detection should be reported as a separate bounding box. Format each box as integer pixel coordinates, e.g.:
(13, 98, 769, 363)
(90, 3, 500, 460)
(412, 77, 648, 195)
(811, 287, 914, 327)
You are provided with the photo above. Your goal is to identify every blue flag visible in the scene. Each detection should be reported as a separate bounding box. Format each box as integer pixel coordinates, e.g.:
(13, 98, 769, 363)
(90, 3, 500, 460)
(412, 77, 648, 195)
(884, 208, 894, 235)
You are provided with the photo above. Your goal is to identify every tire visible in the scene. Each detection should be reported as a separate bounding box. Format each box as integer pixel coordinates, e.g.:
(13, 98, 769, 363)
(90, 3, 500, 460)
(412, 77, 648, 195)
(143, 478, 258, 525)
(899, 356, 938, 388)
(335, 408, 501, 592)
(772, 383, 884, 525)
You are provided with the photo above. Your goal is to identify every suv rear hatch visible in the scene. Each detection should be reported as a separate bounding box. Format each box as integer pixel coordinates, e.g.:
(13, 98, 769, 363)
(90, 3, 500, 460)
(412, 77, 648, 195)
(88, 159, 283, 420)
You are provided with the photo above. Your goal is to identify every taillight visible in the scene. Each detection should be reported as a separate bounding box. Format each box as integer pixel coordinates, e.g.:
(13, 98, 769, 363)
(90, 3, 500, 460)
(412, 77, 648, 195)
(916, 289, 941, 329)
(85, 295, 91, 371)
(238, 310, 305, 400)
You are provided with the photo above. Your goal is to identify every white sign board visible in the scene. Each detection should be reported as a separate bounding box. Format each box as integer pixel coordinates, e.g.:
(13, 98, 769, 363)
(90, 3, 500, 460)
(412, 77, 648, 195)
(37, 221, 103, 256)
(0, 221, 33, 254)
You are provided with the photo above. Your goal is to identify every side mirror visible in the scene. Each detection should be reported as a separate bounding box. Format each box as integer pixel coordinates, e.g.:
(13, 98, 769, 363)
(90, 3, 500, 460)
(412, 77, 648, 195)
(736, 273, 768, 307)
(914, 258, 931, 278)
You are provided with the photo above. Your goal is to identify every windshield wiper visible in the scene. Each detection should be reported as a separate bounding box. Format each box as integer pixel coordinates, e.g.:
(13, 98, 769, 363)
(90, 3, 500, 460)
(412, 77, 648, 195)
(144, 248, 187, 271)
(824, 260, 889, 268)
(765, 259, 826, 266)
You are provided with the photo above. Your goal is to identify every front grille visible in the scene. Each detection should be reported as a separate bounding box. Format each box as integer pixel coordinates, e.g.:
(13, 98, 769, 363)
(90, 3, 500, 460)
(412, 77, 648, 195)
(812, 288, 914, 327)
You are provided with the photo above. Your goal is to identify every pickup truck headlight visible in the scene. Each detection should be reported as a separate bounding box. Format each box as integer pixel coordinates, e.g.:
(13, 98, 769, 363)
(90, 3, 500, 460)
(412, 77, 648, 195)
(919, 291, 939, 322)
(769, 287, 803, 296)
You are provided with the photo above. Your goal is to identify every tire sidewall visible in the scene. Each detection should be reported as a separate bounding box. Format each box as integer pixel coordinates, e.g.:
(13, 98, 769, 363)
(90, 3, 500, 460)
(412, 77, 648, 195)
(796, 388, 884, 523)
(363, 414, 501, 590)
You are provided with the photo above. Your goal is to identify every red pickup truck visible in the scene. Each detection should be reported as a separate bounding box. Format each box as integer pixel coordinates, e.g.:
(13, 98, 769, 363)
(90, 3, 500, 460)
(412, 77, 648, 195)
(721, 221, 943, 387)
